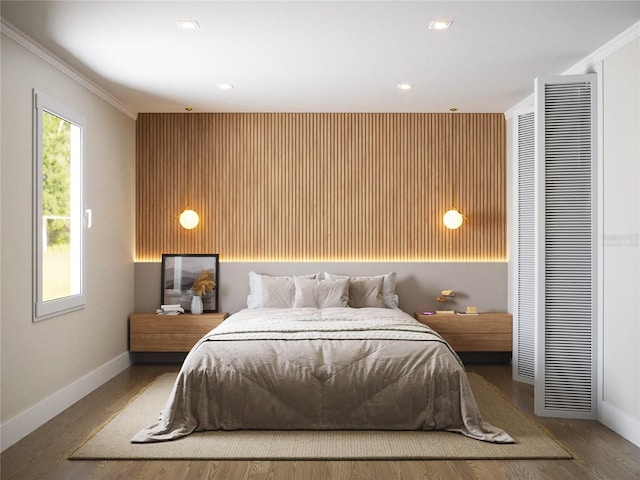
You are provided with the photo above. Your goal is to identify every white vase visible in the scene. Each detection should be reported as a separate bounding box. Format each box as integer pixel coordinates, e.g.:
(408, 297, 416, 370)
(190, 295, 203, 315)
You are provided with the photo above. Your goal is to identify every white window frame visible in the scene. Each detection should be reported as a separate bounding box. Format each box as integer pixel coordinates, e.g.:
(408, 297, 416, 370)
(33, 90, 87, 321)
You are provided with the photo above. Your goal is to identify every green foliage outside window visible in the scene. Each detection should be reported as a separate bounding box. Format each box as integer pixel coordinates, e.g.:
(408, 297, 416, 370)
(42, 111, 71, 246)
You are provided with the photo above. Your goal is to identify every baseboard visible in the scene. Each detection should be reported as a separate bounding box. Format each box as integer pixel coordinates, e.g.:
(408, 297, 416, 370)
(600, 400, 640, 448)
(0, 351, 132, 452)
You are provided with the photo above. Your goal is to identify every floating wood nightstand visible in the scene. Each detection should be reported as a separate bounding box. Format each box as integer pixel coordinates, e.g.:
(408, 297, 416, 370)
(129, 312, 228, 352)
(414, 312, 512, 352)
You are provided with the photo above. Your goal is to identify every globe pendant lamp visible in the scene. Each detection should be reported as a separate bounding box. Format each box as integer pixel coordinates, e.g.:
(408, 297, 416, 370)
(176, 184, 199, 229)
(443, 184, 467, 230)
(443, 209, 464, 229)
(179, 209, 199, 229)
(443, 108, 468, 230)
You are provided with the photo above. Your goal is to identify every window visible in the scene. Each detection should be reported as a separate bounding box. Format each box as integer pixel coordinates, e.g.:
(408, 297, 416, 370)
(33, 90, 87, 320)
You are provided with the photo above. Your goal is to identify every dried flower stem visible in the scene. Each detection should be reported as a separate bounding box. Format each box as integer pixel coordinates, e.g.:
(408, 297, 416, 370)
(191, 270, 216, 297)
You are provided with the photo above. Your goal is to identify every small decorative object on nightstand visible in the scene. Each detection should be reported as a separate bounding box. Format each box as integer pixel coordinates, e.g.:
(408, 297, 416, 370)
(435, 289, 456, 314)
(190, 296, 204, 315)
(189, 269, 216, 315)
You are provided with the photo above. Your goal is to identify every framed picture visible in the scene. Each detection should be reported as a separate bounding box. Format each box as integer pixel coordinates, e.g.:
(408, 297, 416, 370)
(161, 254, 219, 313)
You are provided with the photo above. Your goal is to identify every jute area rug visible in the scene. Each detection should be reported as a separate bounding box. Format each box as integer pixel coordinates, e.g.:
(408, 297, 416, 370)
(69, 373, 572, 460)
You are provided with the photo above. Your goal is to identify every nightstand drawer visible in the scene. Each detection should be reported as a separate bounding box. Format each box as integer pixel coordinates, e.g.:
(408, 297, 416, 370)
(437, 333, 512, 352)
(129, 333, 209, 352)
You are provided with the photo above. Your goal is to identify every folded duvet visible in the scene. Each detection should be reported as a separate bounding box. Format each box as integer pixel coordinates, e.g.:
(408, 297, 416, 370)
(132, 307, 513, 443)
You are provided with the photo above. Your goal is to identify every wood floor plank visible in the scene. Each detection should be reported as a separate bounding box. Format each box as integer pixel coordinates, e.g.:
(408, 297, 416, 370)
(1, 363, 639, 480)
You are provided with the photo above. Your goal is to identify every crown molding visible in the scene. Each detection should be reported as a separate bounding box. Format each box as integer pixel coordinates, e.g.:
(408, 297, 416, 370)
(563, 20, 639, 76)
(1, 19, 137, 120)
(505, 20, 639, 120)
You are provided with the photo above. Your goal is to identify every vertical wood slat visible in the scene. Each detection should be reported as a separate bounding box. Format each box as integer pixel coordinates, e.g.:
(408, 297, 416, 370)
(136, 113, 506, 262)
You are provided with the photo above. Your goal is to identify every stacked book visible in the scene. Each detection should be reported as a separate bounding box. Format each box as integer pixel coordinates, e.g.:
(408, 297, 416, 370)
(155, 304, 185, 315)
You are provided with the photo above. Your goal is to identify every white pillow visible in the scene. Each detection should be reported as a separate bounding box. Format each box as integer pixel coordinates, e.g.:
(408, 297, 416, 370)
(260, 275, 295, 308)
(294, 277, 349, 308)
(324, 272, 399, 308)
(247, 272, 316, 308)
(247, 271, 266, 308)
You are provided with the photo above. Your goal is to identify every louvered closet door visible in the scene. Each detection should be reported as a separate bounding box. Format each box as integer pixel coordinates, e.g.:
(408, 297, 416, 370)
(513, 110, 535, 384)
(534, 74, 597, 419)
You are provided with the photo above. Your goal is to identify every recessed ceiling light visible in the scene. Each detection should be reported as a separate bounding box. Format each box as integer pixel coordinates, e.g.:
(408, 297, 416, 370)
(216, 83, 234, 90)
(397, 83, 414, 91)
(177, 20, 200, 30)
(429, 20, 453, 30)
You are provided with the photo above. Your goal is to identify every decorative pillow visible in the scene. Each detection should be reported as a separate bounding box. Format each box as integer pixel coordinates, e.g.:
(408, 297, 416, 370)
(293, 277, 349, 308)
(260, 275, 295, 308)
(381, 271, 399, 309)
(247, 272, 316, 308)
(324, 272, 399, 308)
(348, 276, 384, 308)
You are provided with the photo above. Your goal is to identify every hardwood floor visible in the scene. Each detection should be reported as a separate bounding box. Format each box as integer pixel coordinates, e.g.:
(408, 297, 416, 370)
(1, 363, 639, 480)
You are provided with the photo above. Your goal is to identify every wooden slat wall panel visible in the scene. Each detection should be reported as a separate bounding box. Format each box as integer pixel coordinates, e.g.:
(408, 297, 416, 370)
(136, 113, 505, 262)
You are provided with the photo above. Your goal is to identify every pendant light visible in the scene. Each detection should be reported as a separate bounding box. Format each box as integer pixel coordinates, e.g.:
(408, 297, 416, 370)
(177, 183, 199, 229)
(443, 108, 468, 230)
(443, 184, 467, 229)
(176, 107, 199, 230)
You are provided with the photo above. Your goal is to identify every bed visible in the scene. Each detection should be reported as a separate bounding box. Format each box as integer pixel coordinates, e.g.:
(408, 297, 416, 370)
(132, 272, 513, 444)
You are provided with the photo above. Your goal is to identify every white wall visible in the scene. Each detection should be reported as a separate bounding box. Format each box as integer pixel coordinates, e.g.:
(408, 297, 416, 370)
(0, 31, 136, 449)
(600, 36, 640, 445)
